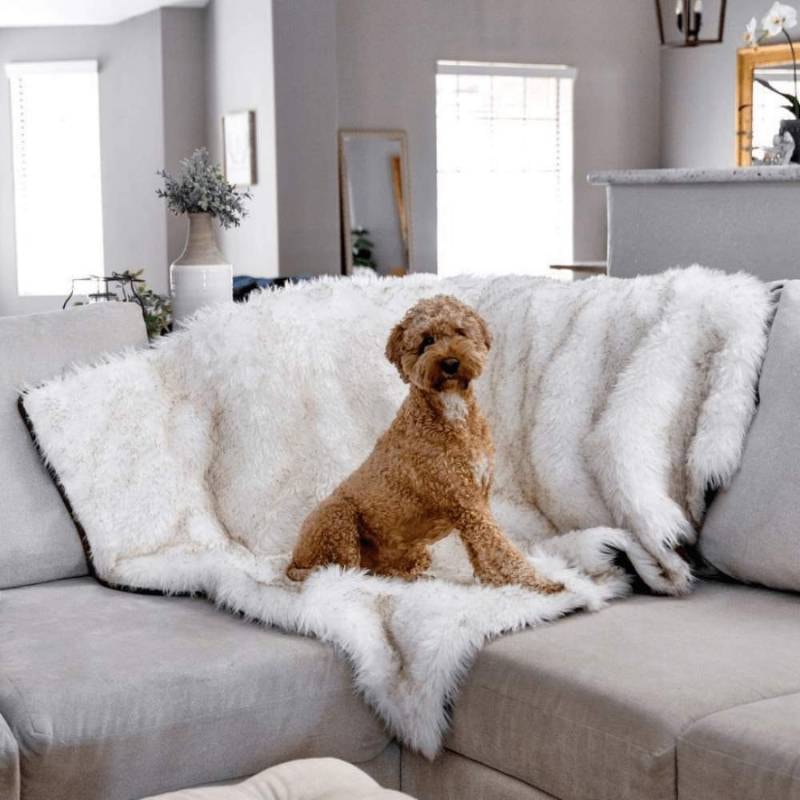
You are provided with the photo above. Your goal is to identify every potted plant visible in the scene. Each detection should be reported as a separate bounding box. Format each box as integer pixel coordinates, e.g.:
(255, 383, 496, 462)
(744, 2, 800, 161)
(351, 227, 378, 270)
(157, 148, 250, 322)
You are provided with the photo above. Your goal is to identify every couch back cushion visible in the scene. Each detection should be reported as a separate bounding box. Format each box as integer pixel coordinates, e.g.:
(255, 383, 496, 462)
(0, 303, 147, 589)
(700, 280, 800, 590)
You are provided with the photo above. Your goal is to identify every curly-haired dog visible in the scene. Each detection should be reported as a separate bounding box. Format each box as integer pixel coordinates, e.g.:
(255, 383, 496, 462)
(287, 294, 563, 593)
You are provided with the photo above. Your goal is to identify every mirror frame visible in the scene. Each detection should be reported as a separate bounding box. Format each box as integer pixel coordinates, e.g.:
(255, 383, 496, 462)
(338, 128, 413, 276)
(737, 43, 796, 165)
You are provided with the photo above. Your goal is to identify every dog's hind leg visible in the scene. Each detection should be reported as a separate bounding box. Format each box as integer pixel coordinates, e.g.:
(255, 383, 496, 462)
(287, 494, 362, 581)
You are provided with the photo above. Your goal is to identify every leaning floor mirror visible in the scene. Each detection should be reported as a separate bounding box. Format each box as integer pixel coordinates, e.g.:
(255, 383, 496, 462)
(339, 129, 412, 276)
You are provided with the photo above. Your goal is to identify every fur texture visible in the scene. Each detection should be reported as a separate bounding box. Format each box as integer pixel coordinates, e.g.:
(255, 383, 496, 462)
(288, 295, 562, 593)
(21, 268, 772, 757)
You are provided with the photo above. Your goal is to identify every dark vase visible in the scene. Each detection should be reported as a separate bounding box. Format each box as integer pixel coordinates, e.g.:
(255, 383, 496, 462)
(779, 119, 800, 164)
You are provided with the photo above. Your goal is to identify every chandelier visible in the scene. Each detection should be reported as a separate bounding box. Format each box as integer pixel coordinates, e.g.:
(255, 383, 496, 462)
(655, 0, 728, 46)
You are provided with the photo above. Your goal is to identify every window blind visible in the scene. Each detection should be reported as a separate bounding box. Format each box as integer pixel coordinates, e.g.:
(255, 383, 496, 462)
(6, 60, 104, 296)
(436, 60, 575, 277)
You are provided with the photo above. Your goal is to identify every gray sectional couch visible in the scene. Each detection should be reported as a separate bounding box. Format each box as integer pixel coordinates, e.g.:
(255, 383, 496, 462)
(1, 299, 799, 800)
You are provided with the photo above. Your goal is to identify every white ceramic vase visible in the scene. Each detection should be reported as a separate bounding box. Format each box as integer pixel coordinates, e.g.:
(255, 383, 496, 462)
(170, 212, 232, 323)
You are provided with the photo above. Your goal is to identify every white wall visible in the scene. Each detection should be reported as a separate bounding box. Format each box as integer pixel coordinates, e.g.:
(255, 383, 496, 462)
(660, 0, 800, 167)
(272, 0, 662, 276)
(205, 0, 279, 277)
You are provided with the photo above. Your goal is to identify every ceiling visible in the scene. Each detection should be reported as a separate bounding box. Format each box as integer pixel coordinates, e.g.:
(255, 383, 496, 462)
(0, 0, 208, 28)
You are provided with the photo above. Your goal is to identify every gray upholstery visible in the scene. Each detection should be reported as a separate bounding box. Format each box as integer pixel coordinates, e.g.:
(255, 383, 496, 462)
(701, 280, 800, 590)
(0, 713, 20, 800)
(403, 749, 557, 800)
(0, 577, 391, 800)
(678, 693, 800, 800)
(0, 304, 148, 589)
(444, 580, 800, 800)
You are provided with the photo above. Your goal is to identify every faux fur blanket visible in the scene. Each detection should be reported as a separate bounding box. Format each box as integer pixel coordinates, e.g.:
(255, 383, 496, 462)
(22, 268, 771, 757)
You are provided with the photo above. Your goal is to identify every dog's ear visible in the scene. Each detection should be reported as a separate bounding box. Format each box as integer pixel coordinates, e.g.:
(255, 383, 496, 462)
(385, 321, 409, 382)
(475, 313, 493, 351)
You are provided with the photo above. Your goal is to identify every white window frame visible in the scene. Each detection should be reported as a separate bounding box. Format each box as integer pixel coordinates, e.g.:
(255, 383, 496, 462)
(5, 59, 104, 307)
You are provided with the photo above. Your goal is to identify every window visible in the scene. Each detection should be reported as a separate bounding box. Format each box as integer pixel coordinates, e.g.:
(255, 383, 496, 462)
(6, 60, 104, 296)
(436, 60, 575, 277)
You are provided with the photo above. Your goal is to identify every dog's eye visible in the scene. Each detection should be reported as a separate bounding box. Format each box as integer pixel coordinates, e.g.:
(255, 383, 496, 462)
(420, 335, 435, 352)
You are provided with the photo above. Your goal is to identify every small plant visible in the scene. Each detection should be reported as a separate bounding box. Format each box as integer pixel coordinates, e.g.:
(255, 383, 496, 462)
(156, 148, 251, 229)
(744, 3, 800, 117)
(351, 227, 377, 270)
(114, 270, 172, 339)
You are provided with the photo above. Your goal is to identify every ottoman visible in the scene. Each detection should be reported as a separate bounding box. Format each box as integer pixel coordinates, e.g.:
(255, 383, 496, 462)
(143, 758, 414, 800)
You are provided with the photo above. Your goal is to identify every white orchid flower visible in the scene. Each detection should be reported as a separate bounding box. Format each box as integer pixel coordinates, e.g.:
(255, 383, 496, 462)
(744, 16, 760, 45)
(762, 2, 798, 36)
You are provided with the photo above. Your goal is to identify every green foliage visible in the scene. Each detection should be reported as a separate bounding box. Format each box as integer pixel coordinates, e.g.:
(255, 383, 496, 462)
(156, 148, 251, 229)
(755, 77, 800, 118)
(352, 227, 377, 270)
(115, 270, 172, 339)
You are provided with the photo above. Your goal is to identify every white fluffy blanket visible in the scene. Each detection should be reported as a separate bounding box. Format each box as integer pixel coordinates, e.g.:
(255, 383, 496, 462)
(22, 268, 771, 757)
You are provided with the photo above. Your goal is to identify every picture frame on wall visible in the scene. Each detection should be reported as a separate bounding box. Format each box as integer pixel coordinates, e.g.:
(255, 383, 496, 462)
(222, 110, 257, 185)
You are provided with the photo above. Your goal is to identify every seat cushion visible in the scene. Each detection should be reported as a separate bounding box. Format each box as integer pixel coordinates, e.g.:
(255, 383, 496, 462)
(700, 280, 800, 590)
(0, 578, 390, 800)
(0, 303, 147, 589)
(143, 757, 412, 799)
(445, 580, 800, 800)
(678, 694, 800, 800)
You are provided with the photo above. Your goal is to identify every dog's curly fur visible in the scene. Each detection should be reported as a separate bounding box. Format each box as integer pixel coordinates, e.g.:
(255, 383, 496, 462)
(287, 295, 563, 593)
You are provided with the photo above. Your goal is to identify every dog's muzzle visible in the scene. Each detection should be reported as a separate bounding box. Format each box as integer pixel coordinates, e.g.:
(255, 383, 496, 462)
(440, 358, 460, 376)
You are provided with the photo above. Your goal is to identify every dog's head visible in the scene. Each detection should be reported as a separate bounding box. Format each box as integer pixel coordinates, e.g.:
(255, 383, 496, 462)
(385, 295, 492, 392)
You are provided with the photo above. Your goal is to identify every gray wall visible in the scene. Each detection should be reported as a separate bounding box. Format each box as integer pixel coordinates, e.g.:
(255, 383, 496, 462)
(272, 0, 340, 277)
(272, 0, 662, 276)
(660, 0, 800, 167)
(205, 0, 279, 277)
(0, 8, 207, 315)
(161, 8, 208, 265)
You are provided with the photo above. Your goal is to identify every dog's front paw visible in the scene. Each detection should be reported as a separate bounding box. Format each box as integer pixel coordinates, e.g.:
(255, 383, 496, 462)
(520, 573, 565, 594)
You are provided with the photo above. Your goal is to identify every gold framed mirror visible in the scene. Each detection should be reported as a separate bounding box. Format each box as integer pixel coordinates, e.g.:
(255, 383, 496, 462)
(737, 43, 798, 165)
(338, 129, 412, 276)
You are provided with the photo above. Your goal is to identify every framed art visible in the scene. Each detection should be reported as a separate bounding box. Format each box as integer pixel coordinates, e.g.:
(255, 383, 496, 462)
(222, 110, 257, 185)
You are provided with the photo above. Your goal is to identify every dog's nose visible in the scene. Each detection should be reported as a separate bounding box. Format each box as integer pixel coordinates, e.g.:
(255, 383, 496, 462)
(441, 358, 460, 375)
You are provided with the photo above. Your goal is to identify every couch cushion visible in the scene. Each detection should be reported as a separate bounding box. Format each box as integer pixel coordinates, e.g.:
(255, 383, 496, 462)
(445, 580, 800, 800)
(700, 280, 800, 590)
(678, 694, 800, 800)
(0, 578, 390, 800)
(142, 757, 412, 799)
(0, 303, 147, 589)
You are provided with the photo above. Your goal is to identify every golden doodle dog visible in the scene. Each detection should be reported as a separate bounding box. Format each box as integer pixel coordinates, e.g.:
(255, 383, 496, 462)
(287, 294, 563, 593)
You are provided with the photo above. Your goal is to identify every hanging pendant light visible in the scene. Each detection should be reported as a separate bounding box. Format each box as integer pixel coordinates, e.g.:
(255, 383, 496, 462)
(655, 0, 727, 46)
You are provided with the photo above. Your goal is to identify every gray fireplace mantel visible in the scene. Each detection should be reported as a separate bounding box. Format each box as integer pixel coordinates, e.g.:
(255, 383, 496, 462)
(588, 167, 800, 280)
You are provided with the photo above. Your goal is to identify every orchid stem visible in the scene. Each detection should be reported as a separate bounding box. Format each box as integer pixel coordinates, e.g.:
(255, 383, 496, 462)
(783, 27, 800, 117)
